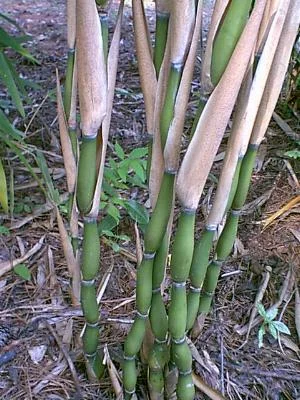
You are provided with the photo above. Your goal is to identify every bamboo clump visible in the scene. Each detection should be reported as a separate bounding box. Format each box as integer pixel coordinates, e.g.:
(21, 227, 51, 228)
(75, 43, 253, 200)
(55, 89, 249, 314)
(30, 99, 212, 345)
(57, 0, 124, 379)
(55, 0, 300, 397)
(123, 0, 299, 398)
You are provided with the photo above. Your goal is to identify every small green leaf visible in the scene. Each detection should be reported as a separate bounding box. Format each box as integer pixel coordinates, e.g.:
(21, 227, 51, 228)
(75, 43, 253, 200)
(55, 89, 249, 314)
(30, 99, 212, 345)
(130, 159, 145, 182)
(14, 263, 31, 280)
(117, 166, 128, 182)
(266, 307, 278, 322)
(256, 303, 267, 318)
(98, 215, 118, 234)
(129, 147, 148, 159)
(114, 142, 125, 160)
(268, 322, 278, 339)
(272, 321, 291, 335)
(107, 203, 120, 222)
(258, 325, 265, 348)
(124, 200, 149, 225)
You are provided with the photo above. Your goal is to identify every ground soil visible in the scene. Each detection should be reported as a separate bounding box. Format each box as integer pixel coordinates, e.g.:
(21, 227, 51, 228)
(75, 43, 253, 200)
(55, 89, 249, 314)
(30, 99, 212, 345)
(0, 1, 299, 399)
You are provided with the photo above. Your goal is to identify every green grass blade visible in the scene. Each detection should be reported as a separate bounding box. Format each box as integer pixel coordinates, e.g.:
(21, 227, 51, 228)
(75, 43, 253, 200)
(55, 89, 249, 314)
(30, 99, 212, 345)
(0, 109, 24, 140)
(0, 52, 25, 117)
(35, 150, 60, 204)
(0, 27, 38, 64)
(0, 157, 8, 213)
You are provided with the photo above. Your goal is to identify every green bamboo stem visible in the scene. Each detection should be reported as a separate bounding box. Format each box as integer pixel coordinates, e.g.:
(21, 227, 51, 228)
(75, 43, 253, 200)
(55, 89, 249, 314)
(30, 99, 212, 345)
(80, 219, 104, 377)
(211, 0, 252, 86)
(198, 144, 258, 314)
(154, 12, 170, 77)
(76, 136, 102, 377)
(168, 210, 196, 400)
(160, 63, 183, 149)
(100, 14, 109, 62)
(64, 49, 75, 120)
(123, 172, 175, 397)
(77, 137, 97, 214)
(186, 227, 215, 330)
(192, 0, 252, 134)
(148, 231, 169, 396)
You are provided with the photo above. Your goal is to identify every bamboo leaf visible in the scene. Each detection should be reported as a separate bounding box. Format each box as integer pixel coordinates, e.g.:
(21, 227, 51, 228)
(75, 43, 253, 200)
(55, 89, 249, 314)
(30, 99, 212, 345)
(0, 158, 8, 213)
(0, 52, 25, 116)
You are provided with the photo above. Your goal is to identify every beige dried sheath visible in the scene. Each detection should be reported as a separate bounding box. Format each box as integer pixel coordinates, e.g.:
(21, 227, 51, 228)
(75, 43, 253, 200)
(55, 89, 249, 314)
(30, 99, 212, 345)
(76, 0, 107, 137)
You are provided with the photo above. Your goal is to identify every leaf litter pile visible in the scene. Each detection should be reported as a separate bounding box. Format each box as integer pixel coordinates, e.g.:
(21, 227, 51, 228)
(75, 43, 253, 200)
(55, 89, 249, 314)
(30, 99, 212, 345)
(0, 0, 299, 399)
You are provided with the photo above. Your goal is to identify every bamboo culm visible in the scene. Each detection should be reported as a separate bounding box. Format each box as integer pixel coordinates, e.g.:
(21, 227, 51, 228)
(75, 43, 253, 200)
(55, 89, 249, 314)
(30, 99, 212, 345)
(123, 172, 175, 397)
(198, 144, 258, 313)
(168, 210, 196, 400)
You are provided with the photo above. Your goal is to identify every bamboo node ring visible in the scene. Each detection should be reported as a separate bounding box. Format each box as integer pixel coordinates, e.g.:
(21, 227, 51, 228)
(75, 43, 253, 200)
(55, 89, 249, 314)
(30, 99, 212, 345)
(231, 209, 241, 216)
(172, 336, 186, 345)
(182, 207, 196, 215)
(157, 11, 170, 18)
(212, 259, 223, 266)
(152, 287, 161, 294)
(155, 337, 167, 344)
(83, 215, 97, 223)
(86, 321, 99, 328)
(171, 62, 184, 71)
(179, 369, 192, 376)
(68, 48, 75, 54)
(125, 389, 136, 395)
(86, 351, 97, 359)
(81, 279, 95, 286)
(164, 168, 177, 175)
(144, 252, 156, 260)
(206, 224, 217, 231)
(124, 354, 135, 361)
(136, 310, 149, 319)
(172, 281, 186, 288)
(190, 285, 201, 293)
(81, 132, 98, 140)
(203, 290, 214, 297)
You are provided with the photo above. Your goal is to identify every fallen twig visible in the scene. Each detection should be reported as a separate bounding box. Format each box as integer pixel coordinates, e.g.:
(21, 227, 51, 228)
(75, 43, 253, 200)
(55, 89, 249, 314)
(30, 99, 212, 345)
(0, 236, 45, 278)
